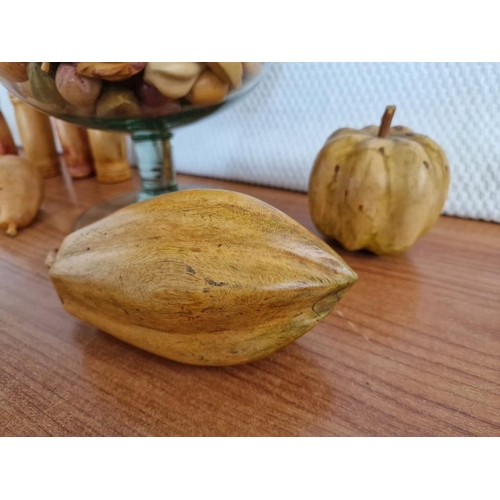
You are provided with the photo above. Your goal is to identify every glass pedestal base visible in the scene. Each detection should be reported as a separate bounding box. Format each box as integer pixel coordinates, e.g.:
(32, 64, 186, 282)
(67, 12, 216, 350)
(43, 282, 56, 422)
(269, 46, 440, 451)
(75, 191, 140, 230)
(74, 129, 207, 230)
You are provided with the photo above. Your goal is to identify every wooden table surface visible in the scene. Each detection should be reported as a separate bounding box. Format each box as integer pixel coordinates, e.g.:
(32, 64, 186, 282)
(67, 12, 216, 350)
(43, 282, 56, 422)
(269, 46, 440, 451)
(1, 172, 499, 436)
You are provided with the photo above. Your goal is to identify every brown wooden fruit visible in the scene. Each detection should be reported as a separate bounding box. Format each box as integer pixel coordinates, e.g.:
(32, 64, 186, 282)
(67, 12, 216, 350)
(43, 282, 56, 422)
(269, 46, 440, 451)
(49, 190, 357, 366)
(186, 69, 229, 105)
(76, 62, 147, 82)
(309, 106, 450, 255)
(0, 155, 44, 236)
(0, 62, 29, 82)
(55, 63, 103, 110)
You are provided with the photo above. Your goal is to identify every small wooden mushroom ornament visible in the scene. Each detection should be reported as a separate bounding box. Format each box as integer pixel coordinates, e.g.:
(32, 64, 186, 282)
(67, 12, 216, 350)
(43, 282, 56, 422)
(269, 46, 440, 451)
(309, 106, 450, 255)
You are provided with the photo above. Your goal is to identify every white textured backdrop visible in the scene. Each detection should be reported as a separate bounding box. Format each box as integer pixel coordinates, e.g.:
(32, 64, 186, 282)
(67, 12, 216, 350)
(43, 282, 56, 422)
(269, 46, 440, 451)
(2, 63, 499, 222)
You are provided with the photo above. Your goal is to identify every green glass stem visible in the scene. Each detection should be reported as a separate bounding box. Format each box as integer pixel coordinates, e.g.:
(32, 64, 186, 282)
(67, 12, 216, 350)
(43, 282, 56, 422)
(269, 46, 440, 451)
(132, 131, 178, 200)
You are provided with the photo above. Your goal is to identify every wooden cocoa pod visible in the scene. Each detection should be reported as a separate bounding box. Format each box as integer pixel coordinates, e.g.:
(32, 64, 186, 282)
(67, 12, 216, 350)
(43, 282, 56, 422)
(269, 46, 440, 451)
(49, 190, 357, 366)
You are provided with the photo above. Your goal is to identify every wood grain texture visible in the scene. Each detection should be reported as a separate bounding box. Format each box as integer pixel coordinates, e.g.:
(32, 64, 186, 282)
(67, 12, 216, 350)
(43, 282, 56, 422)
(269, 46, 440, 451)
(309, 118, 450, 255)
(49, 189, 356, 366)
(1, 171, 499, 436)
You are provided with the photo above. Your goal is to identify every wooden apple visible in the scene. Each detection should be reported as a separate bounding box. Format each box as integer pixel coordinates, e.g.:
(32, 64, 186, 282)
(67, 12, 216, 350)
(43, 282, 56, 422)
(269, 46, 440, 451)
(309, 106, 450, 255)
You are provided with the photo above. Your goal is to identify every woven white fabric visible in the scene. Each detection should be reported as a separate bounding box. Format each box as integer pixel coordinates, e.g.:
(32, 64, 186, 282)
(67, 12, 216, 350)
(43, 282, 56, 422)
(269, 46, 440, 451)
(173, 63, 500, 222)
(2, 63, 499, 222)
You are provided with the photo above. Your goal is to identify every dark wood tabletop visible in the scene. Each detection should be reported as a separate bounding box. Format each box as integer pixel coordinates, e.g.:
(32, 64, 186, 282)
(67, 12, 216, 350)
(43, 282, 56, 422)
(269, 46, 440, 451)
(1, 171, 499, 436)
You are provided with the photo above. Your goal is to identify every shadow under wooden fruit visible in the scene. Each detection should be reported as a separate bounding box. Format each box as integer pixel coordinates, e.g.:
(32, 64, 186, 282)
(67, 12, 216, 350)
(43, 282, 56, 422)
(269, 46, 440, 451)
(72, 320, 337, 436)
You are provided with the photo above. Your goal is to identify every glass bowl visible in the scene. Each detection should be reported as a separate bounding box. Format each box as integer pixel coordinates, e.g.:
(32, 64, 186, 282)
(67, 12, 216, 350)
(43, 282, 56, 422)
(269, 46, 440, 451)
(0, 62, 268, 227)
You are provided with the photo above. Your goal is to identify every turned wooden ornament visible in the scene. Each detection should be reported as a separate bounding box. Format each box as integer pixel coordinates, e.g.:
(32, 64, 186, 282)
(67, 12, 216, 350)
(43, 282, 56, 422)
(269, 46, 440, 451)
(53, 119, 94, 179)
(87, 130, 131, 183)
(0, 111, 17, 155)
(9, 94, 60, 178)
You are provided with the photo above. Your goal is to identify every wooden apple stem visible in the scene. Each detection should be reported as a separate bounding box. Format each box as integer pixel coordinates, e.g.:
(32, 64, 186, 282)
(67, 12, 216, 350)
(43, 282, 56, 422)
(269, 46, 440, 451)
(378, 105, 396, 138)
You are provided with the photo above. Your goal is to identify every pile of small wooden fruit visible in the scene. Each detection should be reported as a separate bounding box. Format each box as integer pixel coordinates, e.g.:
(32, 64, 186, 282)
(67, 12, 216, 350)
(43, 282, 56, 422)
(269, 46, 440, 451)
(0, 62, 262, 117)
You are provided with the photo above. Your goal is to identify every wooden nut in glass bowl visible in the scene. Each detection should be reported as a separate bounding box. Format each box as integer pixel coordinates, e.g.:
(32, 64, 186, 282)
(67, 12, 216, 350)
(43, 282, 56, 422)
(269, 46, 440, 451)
(76, 62, 147, 82)
(0, 62, 29, 82)
(187, 70, 229, 105)
(206, 62, 243, 89)
(1, 62, 266, 122)
(309, 106, 450, 255)
(55, 63, 103, 109)
(143, 62, 206, 99)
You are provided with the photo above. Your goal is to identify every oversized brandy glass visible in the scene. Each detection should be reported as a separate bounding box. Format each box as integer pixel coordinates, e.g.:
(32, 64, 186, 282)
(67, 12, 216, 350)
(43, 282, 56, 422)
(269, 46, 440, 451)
(0, 62, 268, 227)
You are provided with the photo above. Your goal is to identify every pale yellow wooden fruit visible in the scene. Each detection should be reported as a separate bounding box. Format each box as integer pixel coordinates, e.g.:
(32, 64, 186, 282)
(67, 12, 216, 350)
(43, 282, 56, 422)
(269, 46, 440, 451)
(0, 155, 44, 236)
(309, 106, 450, 255)
(144, 62, 205, 99)
(49, 189, 357, 366)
